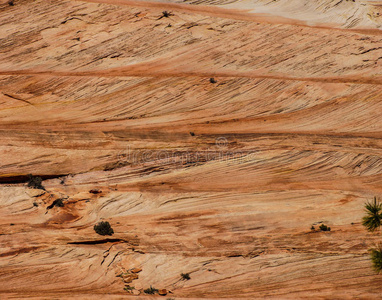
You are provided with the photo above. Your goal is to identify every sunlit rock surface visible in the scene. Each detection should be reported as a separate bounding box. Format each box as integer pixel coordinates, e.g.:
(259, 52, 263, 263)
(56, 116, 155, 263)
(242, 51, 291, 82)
(1, 0, 382, 298)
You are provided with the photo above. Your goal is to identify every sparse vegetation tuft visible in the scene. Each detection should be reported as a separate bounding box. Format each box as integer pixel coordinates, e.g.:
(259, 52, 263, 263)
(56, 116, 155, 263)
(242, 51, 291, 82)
(319, 224, 331, 231)
(144, 286, 158, 294)
(8, 0, 14, 6)
(362, 197, 382, 232)
(27, 174, 45, 190)
(361, 197, 382, 273)
(209, 78, 217, 84)
(162, 11, 170, 18)
(47, 198, 65, 210)
(89, 189, 102, 194)
(370, 244, 382, 273)
(181, 272, 190, 280)
(94, 221, 114, 236)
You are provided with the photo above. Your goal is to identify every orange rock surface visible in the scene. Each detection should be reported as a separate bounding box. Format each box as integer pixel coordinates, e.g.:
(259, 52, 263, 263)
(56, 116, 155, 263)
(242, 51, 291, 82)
(1, 0, 382, 298)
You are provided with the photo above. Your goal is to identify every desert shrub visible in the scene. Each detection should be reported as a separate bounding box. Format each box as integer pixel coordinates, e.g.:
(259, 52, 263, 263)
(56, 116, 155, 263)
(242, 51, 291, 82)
(319, 224, 331, 231)
(311, 225, 315, 230)
(144, 286, 158, 294)
(362, 197, 382, 232)
(362, 198, 382, 273)
(370, 244, 382, 273)
(162, 11, 170, 18)
(8, 0, 14, 6)
(94, 221, 114, 236)
(47, 198, 64, 210)
(89, 189, 102, 194)
(181, 273, 190, 280)
(27, 174, 45, 190)
(209, 78, 217, 84)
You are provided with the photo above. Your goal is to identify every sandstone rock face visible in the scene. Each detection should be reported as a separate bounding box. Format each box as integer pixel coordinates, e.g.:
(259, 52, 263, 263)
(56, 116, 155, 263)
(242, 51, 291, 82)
(1, 0, 382, 299)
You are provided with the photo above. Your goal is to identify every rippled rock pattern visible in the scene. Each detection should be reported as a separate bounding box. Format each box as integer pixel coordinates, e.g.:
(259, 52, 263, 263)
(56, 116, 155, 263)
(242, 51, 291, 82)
(1, 0, 382, 298)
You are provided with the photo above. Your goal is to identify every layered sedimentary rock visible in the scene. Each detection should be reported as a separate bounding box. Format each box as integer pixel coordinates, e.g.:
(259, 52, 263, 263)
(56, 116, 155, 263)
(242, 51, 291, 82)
(0, 0, 382, 298)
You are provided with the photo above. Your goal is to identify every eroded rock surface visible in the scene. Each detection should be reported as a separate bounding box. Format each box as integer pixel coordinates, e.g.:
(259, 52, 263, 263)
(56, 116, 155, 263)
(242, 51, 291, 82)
(1, 0, 382, 298)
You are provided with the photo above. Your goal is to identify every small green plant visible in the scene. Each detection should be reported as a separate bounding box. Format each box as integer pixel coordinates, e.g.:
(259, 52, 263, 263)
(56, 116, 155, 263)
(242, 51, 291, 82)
(370, 244, 382, 273)
(181, 273, 190, 280)
(311, 225, 315, 230)
(89, 189, 102, 194)
(47, 198, 65, 210)
(319, 224, 331, 231)
(124, 285, 135, 291)
(94, 221, 114, 236)
(362, 197, 382, 232)
(144, 286, 158, 294)
(158, 11, 174, 20)
(27, 174, 45, 190)
(362, 197, 382, 273)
